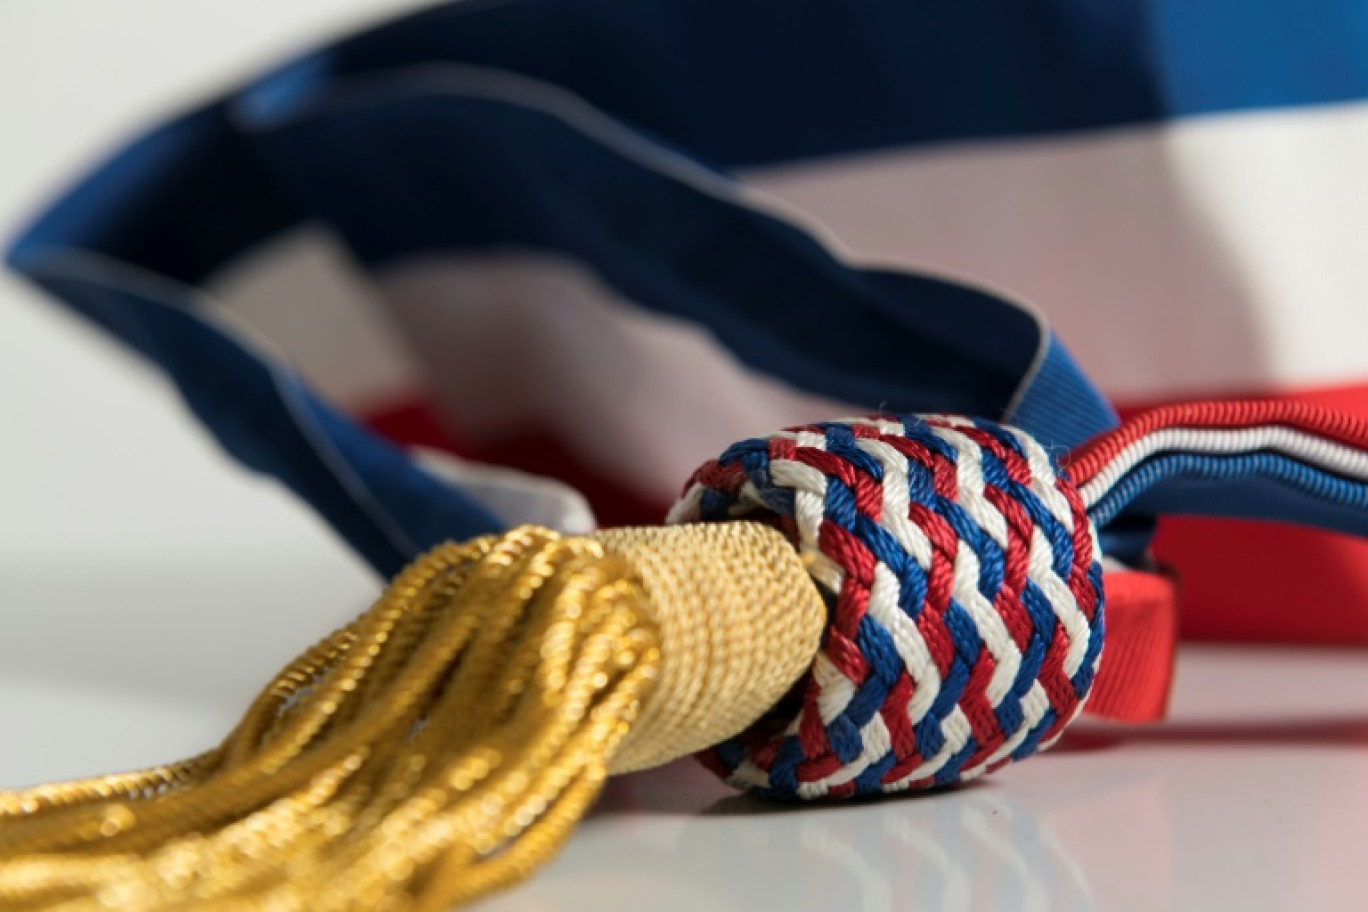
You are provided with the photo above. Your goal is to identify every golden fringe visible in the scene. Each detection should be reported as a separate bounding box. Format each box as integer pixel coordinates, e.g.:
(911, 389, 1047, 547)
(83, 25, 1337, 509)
(0, 523, 824, 911)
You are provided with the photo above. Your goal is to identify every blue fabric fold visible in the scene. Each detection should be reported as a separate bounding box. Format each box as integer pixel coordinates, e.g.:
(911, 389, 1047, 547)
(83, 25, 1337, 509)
(9, 253, 505, 577)
(9, 2, 1137, 576)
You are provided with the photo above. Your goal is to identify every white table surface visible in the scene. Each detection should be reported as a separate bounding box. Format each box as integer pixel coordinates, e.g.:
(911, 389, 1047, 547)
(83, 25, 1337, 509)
(2, 3, 1368, 910)
(481, 647, 1368, 912)
(4, 640, 1367, 912)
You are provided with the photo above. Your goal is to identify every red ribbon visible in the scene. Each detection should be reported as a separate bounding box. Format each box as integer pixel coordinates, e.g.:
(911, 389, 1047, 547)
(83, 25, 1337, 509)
(1084, 570, 1179, 723)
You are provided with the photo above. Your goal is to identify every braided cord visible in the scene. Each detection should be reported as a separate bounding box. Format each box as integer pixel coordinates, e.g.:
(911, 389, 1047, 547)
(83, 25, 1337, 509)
(671, 414, 1105, 799)
(1067, 400, 1368, 530)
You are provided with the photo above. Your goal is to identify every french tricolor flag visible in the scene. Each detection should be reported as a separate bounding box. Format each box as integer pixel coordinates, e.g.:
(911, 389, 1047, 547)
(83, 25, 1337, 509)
(11, 0, 1368, 645)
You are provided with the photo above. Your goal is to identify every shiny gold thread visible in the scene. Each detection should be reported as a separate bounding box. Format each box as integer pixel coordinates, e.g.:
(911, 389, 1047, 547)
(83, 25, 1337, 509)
(0, 523, 825, 911)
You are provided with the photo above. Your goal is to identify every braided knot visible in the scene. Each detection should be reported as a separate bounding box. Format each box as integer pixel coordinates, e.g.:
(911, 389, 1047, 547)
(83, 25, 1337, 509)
(668, 414, 1105, 799)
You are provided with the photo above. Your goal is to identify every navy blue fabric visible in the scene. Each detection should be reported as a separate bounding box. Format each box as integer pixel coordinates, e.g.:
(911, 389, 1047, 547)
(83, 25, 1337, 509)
(10, 107, 297, 287)
(251, 0, 1368, 167)
(247, 83, 1060, 426)
(7, 1, 1178, 577)
(1007, 336, 1121, 461)
(19, 0, 1368, 276)
(10, 255, 503, 577)
(1091, 451, 1368, 542)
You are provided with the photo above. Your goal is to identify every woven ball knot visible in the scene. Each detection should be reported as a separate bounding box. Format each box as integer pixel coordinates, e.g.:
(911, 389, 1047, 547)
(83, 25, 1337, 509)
(667, 414, 1106, 799)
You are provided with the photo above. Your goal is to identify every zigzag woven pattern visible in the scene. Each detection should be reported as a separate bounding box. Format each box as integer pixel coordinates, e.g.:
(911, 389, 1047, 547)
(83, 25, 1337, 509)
(668, 414, 1106, 799)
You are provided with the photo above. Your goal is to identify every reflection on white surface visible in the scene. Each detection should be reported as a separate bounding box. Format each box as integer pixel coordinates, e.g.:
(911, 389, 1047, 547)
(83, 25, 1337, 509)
(480, 763, 1094, 912)
(0, 569, 377, 789)
(2, 581, 1367, 912)
(0, 674, 226, 789)
(473, 648, 1368, 912)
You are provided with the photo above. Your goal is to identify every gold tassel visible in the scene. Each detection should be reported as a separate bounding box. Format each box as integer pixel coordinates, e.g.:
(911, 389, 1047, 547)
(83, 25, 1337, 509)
(0, 523, 825, 911)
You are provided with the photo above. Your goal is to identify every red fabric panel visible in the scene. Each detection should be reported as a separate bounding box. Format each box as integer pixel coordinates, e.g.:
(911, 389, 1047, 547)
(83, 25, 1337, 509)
(363, 397, 666, 528)
(1084, 571, 1178, 722)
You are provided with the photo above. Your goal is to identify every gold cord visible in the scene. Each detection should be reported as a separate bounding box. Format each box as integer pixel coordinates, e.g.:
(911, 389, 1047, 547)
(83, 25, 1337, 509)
(0, 522, 825, 911)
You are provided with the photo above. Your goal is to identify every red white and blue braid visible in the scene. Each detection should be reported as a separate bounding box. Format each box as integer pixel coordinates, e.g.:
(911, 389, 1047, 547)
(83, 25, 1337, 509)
(1071, 400, 1368, 533)
(669, 401, 1368, 800)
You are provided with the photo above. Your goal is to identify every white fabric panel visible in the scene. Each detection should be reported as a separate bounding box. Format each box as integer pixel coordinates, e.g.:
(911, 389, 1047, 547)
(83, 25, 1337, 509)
(213, 229, 423, 408)
(377, 253, 858, 502)
(413, 446, 598, 534)
(749, 101, 1368, 399)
